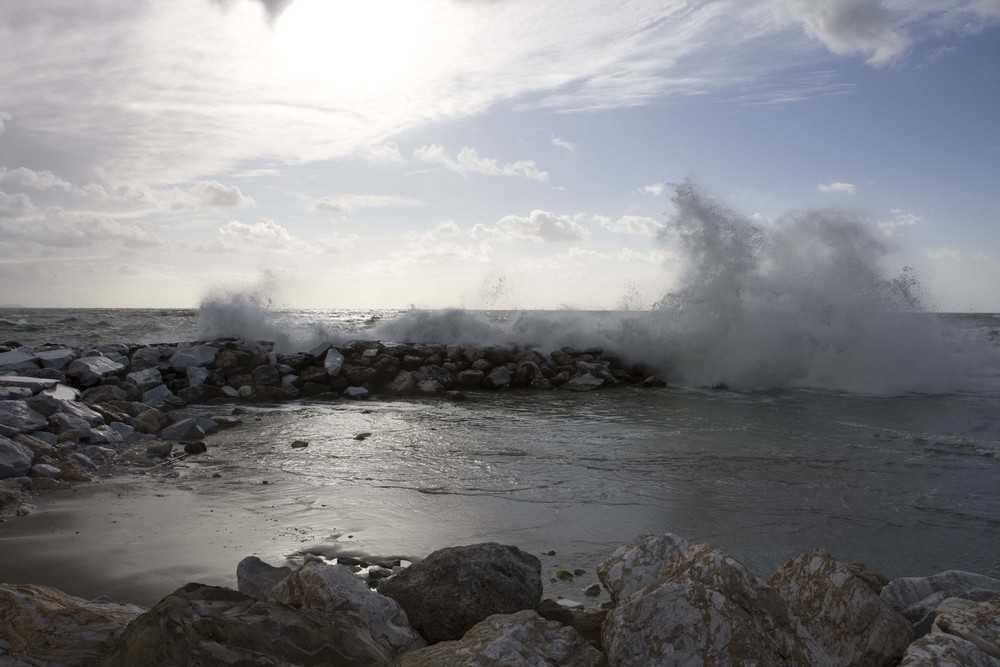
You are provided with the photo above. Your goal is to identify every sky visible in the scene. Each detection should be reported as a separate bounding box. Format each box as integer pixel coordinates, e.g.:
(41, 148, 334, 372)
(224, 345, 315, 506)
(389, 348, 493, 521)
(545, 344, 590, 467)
(1, 0, 998, 311)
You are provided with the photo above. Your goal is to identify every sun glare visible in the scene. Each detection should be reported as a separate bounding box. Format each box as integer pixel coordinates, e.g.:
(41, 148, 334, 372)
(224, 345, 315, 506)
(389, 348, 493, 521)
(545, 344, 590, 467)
(274, 0, 434, 98)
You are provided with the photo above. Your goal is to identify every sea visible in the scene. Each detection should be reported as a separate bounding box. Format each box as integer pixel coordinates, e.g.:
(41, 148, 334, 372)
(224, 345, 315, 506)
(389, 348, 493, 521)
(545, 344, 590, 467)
(2, 189, 999, 594)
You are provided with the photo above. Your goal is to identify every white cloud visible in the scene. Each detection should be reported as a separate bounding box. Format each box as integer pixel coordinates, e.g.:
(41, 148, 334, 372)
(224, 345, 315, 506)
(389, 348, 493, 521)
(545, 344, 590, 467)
(0, 111, 10, 132)
(220, 219, 294, 242)
(568, 247, 667, 264)
(0, 190, 35, 217)
(0, 167, 75, 192)
(643, 183, 666, 196)
(550, 135, 576, 152)
(360, 142, 406, 163)
(0, 211, 162, 249)
(493, 210, 589, 242)
(818, 181, 857, 194)
(926, 246, 990, 262)
(313, 194, 421, 213)
(878, 208, 920, 235)
(434, 220, 461, 236)
(772, 0, 911, 66)
(183, 180, 255, 208)
(413, 145, 549, 182)
(597, 215, 665, 236)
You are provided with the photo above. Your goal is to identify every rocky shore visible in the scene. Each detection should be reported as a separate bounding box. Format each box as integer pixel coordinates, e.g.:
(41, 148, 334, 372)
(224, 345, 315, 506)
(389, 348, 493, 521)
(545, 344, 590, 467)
(1, 532, 999, 666)
(0, 335, 662, 514)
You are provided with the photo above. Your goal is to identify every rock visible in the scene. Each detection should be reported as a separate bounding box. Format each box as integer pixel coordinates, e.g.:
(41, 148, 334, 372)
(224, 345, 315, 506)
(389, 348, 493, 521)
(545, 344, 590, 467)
(66, 355, 124, 387)
(81, 384, 128, 403)
(769, 547, 911, 667)
(483, 366, 512, 389)
(456, 369, 485, 389)
(324, 348, 345, 377)
(56, 398, 106, 426)
(29, 463, 61, 479)
(560, 373, 604, 391)
(141, 383, 177, 408)
(0, 375, 58, 393)
(0, 436, 34, 478)
(146, 441, 174, 458)
(236, 556, 292, 600)
(125, 367, 162, 393)
(882, 571, 1000, 623)
(933, 595, 1000, 660)
(269, 561, 425, 658)
(602, 543, 828, 667)
(380, 542, 543, 643)
(899, 631, 1000, 666)
(133, 408, 168, 434)
(0, 477, 31, 514)
(186, 365, 210, 387)
(345, 386, 369, 399)
(56, 459, 93, 482)
(0, 385, 33, 401)
(398, 609, 606, 666)
(385, 370, 416, 395)
(37, 349, 80, 370)
(183, 441, 207, 455)
(11, 433, 58, 461)
(251, 364, 280, 387)
(0, 348, 38, 371)
(0, 400, 49, 434)
(99, 582, 398, 667)
(159, 417, 206, 441)
(596, 533, 690, 604)
(167, 344, 218, 369)
(538, 598, 607, 650)
(417, 380, 444, 394)
(583, 584, 601, 596)
(0, 583, 146, 666)
(128, 346, 168, 372)
(291, 440, 309, 448)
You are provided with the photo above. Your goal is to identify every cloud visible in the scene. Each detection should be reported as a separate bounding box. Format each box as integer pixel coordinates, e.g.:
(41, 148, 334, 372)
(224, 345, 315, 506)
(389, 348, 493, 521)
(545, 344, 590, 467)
(359, 142, 406, 163)
(220, 219, 294, 242)
(597, 215, 665, 236)
(550, 135, 576, 152)
(772, 0, 911, 66)
(182, 180, 255, 208)
(313, 194, 421, 213)
(0, 167, 75, 192)
(878, 208, 920, 235)
(0, 111, 10, 132)
(818, 181, 857, 194)
(0, 190, 35, 217)
(643, 183, 666, 196)
(0, 211, 162, 249)
(568, 246, 667, 264)
(413, 145, 549, 182)
(926, 246, 990, 262)
(488, 210, 589, 242)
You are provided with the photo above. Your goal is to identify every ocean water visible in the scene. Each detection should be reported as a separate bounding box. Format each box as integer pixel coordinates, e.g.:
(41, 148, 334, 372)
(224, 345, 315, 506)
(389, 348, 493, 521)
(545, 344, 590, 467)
(3, 182, 999, 593)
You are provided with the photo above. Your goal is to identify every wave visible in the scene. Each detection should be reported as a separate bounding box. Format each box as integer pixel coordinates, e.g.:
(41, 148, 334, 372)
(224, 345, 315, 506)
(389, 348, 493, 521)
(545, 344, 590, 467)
(194, 181, 999, 395)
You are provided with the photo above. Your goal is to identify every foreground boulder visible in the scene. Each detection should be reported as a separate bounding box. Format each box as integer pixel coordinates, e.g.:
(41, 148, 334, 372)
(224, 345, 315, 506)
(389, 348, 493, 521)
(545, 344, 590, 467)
(881, 570, 1000, 624)
(235, 555, 291, 600)
(0, 583, 145, 666)
(397, 609, 606, 666)
(268, 561, 425, 658)
(380, 542, 543, 643)
(899, 631, 1000, 666)
(98, 582, 401, 666)
(601, 543, 827, 666)
(596, 533, 689, 604)
(932, 596, 1000, 660)
(769, 548, 912, 667)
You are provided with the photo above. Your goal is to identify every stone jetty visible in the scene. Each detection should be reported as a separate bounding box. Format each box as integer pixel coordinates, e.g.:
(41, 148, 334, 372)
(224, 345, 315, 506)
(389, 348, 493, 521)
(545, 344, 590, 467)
(0, 336, 664, 500)
(1, 533, 998, 665)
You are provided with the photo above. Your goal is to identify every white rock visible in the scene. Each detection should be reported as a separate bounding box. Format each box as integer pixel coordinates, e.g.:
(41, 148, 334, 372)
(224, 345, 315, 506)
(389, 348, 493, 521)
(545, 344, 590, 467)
(900, 632, 1000, 666)
(324, 348, 345, 377)
(269, 561, 425, 658)
(933, 596, 1000, 660)
(597, 533, 690, 604)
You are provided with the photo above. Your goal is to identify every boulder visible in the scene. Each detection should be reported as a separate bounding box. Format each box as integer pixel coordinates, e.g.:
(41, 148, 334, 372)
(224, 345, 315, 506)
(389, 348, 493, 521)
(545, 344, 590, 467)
(98, 582, 399, 667)
(596, 533, 690, 604)
(66, 356, 124, 387)
(483, 366, 512, 390)
(899, 632, 1000, 666)
(384, 370, 416, 395)
(0, 400, 49, 434)
(769, 547, 911, 667)
(0, 375, 58, 393)
(345, 386, 369, 399)
(11, 433, 58, 461)
(560, 373, 604, 391)
(602, 543, 828, 667)
(159, 418, 206, 441)
(0, 583, 145, 666)
(167, 344, 217, 370)
(269, 561, 425, 658)
(324, 348, 345, 377)
(56, 398, 105, 426)
(141, 383, 178, 408)
(125, 367, 163, 393)
(380, 542, 543, 643)
(187, 365, 211, 387)
(537, 598, 607, 650)
(397, 610, 606, 666)
(882, 571, 1000, 623)
(0, 436, 34, 478)
(236, 556, 292, 600)
(133, 408, 168, 434)
(933, 595, 1000, 660)
(128, 346, 168, 372)
(456, 369, 485, 389)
